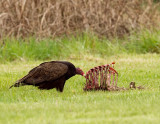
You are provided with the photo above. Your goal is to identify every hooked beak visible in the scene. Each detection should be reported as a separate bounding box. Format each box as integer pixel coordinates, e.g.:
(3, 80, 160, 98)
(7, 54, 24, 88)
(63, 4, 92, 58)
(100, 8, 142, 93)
(82, 73, 85, 77)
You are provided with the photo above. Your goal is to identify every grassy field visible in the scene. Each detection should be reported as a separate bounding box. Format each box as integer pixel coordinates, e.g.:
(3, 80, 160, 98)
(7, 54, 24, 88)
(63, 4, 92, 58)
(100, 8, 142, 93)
(0, 54, 160, 124)
(1, 30, 160, 63)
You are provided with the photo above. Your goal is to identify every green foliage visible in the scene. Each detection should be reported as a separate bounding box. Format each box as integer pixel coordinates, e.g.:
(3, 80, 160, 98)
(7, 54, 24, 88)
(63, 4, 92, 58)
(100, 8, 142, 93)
(0, 33, 124, 62)
(154, 0, 160, 3)
(0, 38, 62, 62)
(0, 54, 160, 124)
(124, 30, 160, 53)
(0, 30, 160, 63)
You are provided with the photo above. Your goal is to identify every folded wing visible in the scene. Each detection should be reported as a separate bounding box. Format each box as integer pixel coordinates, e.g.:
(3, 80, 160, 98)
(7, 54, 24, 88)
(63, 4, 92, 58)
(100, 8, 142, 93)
(22, 62, 68, 85)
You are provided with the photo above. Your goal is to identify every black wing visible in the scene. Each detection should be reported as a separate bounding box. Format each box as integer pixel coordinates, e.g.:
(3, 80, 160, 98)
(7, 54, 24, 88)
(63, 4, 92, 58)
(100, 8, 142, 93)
(20, 62, 68, 85)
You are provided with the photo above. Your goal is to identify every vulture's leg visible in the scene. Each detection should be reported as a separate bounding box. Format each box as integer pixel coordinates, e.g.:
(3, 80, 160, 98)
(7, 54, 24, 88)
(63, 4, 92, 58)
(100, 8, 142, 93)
(56, 81, 65, 92)
(56, 77, 66, 92)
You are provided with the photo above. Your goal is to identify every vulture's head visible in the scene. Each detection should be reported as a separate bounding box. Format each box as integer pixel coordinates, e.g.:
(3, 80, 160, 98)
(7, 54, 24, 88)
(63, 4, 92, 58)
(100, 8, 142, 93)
(76, 68, 85, 76)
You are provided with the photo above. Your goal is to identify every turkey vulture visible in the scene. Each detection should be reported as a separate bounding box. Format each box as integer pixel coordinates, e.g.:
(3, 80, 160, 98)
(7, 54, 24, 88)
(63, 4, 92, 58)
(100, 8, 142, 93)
(10, 61, 84, 92)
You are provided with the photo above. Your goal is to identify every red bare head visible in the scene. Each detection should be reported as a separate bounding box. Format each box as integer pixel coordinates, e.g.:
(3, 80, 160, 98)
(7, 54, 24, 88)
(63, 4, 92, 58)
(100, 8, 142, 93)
(112, 62, 115, 64)
(76, 68, 85, 76)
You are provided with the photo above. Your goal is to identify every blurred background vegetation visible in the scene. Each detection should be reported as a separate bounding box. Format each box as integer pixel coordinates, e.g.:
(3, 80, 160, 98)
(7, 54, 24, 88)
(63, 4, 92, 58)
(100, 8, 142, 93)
(0, 0, 160, 62)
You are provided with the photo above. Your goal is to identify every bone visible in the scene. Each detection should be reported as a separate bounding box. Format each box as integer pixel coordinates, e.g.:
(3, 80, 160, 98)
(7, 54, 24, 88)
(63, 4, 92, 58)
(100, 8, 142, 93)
(91, 71, 95, 88)
(94, 67, 99, 89)
(86, 71, 92, 90)
(89, 70, 93, 89)
(104, 65, 109, 88)
(85, 72, 89, 85)
(102, 66, 106, 88)
(84, 63, 118, 91)
(99, 66, 104, 89)
(91, 69, 95, 87)
(111, 73, 115, 87)
(102, 65, 106, 89)
(107, 70, 111, 88)
(115, 74, 118, 87)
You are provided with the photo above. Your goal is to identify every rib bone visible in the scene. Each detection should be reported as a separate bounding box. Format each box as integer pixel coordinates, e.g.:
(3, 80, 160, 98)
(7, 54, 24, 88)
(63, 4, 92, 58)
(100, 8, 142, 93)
(84, 62, 118, 91)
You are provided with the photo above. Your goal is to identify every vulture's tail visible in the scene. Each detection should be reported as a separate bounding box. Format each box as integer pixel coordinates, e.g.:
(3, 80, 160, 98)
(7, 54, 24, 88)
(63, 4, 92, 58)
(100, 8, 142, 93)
(9, 76, 28, 89)
(9, 81, 26, 89)
(9, 81, 21, 89)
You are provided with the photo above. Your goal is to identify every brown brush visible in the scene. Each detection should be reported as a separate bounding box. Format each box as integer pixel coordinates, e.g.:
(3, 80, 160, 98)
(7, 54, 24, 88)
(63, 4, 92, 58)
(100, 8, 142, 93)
(0, 0, 159, 39)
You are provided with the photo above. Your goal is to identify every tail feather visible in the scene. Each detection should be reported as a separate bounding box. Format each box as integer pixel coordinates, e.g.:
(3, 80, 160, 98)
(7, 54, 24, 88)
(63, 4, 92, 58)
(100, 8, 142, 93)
(9, 81, 20, 89)
(9, 81, 25, 89)
(9, 75, 29, 89)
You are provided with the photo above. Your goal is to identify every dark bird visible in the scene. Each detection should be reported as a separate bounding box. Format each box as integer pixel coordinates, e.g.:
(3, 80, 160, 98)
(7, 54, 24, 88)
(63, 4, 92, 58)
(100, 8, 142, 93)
(10, 61, 84, 92)
(129, 82, 145, 90)
(129, 82, 136, 89)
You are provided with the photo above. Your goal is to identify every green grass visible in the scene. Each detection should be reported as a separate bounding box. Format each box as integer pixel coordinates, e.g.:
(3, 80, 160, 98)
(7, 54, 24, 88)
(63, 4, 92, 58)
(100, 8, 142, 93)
(0, 34, 123, 62)
(0, 30, 160, 123)
(0, 54, 160, 124)
(1, 30, 160, 63)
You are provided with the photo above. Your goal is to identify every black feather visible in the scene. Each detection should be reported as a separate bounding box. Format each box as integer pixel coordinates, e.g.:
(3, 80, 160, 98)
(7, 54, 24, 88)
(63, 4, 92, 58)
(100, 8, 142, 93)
(10, 61, 77, 92)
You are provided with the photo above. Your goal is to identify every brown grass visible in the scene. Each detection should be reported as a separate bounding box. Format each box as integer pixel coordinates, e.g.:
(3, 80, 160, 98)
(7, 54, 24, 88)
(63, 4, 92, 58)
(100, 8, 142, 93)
(0, 0, 159, 39)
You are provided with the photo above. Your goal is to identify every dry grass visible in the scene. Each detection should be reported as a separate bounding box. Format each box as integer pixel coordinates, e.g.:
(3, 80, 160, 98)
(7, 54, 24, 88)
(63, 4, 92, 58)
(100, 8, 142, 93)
(0, 0, 159, 39)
